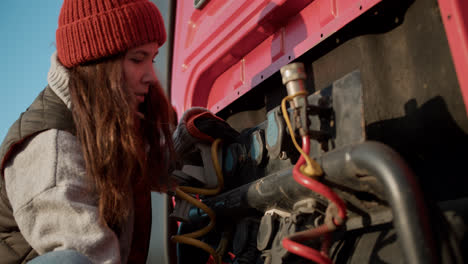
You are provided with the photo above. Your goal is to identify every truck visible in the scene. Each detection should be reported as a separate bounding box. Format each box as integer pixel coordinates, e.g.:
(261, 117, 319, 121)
(148, 0, 468, 263)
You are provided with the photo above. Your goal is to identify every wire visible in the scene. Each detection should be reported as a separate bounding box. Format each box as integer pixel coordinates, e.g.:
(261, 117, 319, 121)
(282, 137, 345, 264)
(216, 229, 231, 257)
(282, 221, 333, 264)
(282, 236, 333, 264)
(171, 138, 224, 264)
(174, 235, 220, 261)
(293, 138, 346, 222)
(280, 92, 347, 263)
(281, 92, 323, 177)
(172, 188, 216, 238)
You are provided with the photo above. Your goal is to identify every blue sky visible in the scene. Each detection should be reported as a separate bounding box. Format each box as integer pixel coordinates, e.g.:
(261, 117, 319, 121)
(0, 1, 62, 141)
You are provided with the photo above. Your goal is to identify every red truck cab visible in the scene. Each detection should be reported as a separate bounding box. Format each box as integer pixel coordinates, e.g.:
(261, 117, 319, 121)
(150, 0, 468, 263)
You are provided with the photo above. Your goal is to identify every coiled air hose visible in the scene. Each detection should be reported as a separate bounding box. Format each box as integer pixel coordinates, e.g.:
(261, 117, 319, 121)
(171, 138, 224, 264)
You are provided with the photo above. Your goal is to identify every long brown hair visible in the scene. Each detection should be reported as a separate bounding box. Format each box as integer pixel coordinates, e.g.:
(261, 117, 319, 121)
(68, 56, 175, 229)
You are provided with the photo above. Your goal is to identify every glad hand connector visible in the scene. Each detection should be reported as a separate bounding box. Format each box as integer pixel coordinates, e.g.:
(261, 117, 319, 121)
(280, 62, 309, 137)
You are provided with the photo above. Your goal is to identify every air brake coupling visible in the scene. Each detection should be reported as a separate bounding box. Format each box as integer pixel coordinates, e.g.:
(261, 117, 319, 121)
(280, 62, 309, 136)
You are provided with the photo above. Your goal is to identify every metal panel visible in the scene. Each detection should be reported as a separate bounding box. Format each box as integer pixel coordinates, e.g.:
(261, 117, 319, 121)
(438, 0, 468, 114)
(171, 0, 382, 117)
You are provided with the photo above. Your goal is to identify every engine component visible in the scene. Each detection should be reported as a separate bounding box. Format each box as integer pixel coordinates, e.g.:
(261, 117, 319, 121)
(280, 63, 309, 137)
(177, 69, 462, 264)
(292, 198, 321, 215)
(224, 143, 245, 176)
(257, 213, 277, 252)
(250, 129, 267, 166)
(265, 108, 286, 160)
(270, 216, 296, 264)
(257, 209, 298, 264)
(279, 68, 347, 264)
(198, 141, 437, 264)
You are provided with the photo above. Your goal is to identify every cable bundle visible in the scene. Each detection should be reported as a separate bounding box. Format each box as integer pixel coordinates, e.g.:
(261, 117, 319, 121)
(280, 94, 347, 264)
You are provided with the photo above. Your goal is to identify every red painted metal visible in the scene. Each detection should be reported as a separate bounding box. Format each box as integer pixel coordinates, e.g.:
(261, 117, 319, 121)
(438, 0, 468, 114)
(171, 0, 382, 117)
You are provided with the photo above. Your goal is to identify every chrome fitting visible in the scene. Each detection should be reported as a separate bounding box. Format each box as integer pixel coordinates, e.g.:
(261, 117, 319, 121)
(280, 62, 307, 108)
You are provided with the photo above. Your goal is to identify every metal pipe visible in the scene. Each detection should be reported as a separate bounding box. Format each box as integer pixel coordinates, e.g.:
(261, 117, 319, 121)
(318, 141, 437, 264)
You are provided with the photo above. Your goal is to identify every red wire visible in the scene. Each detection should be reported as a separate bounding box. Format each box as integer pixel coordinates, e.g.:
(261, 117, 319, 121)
(293, 137, 347, 221)
(286, 223, 330, 242)
(282, 136, 347, 264)
(283, 237, 333, 264)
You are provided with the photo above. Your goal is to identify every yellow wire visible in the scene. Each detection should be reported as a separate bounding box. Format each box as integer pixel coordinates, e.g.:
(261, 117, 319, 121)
(216, 232, 230, 256)
(173, 188, 217, 238)
(171, 138, 224, 264)
(281, 92, 323, 177)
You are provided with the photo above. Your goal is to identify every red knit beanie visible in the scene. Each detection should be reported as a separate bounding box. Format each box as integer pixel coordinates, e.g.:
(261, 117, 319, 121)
(56, 0, 166, 68)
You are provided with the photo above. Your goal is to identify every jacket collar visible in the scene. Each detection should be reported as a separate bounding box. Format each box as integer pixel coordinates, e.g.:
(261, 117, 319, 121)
(47, 52, 71, 110)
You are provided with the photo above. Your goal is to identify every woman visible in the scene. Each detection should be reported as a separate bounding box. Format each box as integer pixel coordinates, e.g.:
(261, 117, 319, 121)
(0, 0, 175, 263)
